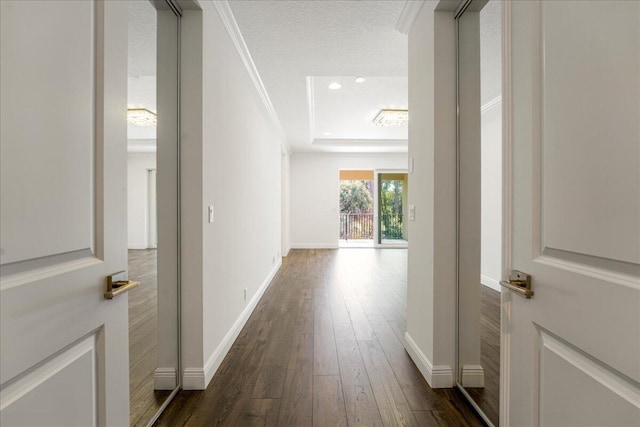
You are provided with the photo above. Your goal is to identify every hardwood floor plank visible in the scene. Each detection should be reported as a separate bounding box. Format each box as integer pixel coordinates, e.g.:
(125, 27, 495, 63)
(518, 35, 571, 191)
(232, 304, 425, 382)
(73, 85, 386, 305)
(243, 399, 280, 426)
(411, 410, 441, 426)
(277, 333, 314, 426)
(313, 375, 348, 427)
(368, 316, 439, 411)
(314, 303, 339, 376)
(333, 317, 384, 427)
(358, 339, 418, 427)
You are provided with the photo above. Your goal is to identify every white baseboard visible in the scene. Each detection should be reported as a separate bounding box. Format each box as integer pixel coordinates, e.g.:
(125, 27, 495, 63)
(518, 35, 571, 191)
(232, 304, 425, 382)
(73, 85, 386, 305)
(128, 244, 149, 250)
(182, 259, 282, 390)
(182, 368, 205, 390)
(461, 364, 485, 388)
(481, 274, 502, 293)
(291, 243, 339, 249)
(404, 332, 453, 388)
(154, 367, 177, 390)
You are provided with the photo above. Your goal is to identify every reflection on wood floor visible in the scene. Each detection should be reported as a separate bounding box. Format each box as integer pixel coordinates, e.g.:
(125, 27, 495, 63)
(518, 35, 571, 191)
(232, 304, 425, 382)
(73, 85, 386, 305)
(129, 249, 171, 427)
(467, 284, 500, 426)
(155, 249, 484, 426)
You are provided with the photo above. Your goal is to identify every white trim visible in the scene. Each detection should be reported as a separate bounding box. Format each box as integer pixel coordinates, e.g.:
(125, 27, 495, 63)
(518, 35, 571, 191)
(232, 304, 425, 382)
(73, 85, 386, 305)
(461, 364, 485, 388)
(182, 368, 205, 390)
(501, 1, 513, 424)
(127, 244, 148, 250)
(396, 1, 426, 35)
(306, 76, 315, 143)
(291, 243, 339, 249)
(404, 332, 453, 388)
(481, 274, 502, 293)
(481, 95, 502, 114)
(153, 368, 177, 390)
(211, 0, 288, 147)
(200, 259, 282, 388)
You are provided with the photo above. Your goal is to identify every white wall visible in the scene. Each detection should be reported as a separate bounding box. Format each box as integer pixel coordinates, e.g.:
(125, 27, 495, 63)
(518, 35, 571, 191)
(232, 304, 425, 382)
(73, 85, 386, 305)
(404, 2, 458, 388)
(481, 102, 502, 291)
(290, 153, 407, 248)
(281, 149, 291, 256)
(127, 152, 156, 249)
(180, 2, 284, 389)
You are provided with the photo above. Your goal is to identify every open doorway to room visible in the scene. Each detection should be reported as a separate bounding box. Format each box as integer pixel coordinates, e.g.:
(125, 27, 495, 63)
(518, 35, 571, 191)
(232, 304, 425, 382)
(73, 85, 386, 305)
(377, 172, 408, 247)
(339, 170, 374, 248)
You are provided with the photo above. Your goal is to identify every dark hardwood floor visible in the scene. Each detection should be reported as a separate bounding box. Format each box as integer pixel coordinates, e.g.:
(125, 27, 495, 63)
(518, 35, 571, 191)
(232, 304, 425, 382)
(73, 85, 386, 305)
(155, 249, 485, 427)
(129, 249, 171, 427)
(466, 285, 500, 426)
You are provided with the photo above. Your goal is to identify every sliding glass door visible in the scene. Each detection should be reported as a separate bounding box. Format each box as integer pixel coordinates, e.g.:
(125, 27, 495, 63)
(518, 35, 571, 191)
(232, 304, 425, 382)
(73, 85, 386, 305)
(376, 172, 408, 247)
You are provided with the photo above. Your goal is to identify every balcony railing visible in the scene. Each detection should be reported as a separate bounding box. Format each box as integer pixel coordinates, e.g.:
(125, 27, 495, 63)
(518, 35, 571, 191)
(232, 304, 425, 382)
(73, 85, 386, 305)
(339, 213, 404, 240)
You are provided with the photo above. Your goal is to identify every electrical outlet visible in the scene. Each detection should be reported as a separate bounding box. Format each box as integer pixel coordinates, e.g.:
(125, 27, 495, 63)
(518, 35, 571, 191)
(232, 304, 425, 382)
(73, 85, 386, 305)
(243, 288, 247, 301)
(272, 255, 276, 264)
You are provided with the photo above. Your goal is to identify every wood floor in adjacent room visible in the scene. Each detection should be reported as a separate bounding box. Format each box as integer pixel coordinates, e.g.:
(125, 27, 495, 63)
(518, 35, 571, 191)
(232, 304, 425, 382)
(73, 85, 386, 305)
(155, 249, 484, 427)
(467, 285, 500, 426)
(129, 249, 171, 427)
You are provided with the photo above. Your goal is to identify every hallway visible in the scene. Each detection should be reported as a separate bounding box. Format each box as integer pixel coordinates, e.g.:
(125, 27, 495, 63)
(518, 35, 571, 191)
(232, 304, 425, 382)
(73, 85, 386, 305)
(156, 249, 483, 426)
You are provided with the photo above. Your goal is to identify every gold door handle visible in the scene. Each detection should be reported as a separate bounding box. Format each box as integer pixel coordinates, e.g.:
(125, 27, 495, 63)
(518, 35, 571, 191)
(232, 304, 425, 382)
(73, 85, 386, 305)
(104, 271, 139, 299)
(500, 270, 534, 299)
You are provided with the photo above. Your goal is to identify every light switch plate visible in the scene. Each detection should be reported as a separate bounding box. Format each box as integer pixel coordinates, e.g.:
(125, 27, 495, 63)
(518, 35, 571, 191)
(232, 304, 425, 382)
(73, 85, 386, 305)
(208, 205, 214, 223)
(409, 205, 416, 221)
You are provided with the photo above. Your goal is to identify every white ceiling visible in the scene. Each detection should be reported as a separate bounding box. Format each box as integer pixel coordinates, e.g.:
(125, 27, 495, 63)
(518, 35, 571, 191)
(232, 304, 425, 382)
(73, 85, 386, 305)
(128, 0, 156, 142)
(480, 0, 501, 105)
(229, 0, 408, 152)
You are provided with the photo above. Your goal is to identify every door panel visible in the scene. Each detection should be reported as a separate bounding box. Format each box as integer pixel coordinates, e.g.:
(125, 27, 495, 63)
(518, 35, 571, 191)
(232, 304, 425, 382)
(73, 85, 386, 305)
(0, 0, 95, 265)
(1, 334, 98, 427)
(540, 1, 640, 265)
(0, 1, 129, 426)
(506, 1, 640, 425)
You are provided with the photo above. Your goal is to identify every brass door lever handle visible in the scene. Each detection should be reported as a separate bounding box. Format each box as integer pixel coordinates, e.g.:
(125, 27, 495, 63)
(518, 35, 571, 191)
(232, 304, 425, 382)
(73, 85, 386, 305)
(104, 271, 139, 299)
(500, 270, 534, 299)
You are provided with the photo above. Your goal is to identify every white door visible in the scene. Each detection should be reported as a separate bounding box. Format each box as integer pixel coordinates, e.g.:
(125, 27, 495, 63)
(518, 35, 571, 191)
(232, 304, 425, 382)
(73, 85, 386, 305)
(1, 1, 129, 426)
(503, 1, 640, 426)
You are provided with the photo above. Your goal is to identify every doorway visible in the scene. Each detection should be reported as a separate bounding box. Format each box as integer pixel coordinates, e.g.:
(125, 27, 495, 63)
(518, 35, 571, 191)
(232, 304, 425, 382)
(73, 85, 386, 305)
(339, 170, 375, 248)
(455, 0, 502, 426)
(377, 172, 408, 247)
(127, 1, 181, 425)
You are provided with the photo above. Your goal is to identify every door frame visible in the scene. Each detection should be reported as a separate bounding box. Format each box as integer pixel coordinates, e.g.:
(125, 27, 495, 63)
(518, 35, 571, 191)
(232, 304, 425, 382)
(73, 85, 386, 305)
(499, 1, 513, 424)
(374, 169, 409, 249)
(453, 0, 510, 425)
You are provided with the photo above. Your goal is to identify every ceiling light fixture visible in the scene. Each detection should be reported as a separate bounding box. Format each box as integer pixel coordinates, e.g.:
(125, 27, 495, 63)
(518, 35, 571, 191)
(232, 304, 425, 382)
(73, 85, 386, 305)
(328, 82, 342, 90)
(323, 132, 333, 136)
(355, 76, 366, 83)
(127, 108, 157, 126)
(373, 109, 408, 127)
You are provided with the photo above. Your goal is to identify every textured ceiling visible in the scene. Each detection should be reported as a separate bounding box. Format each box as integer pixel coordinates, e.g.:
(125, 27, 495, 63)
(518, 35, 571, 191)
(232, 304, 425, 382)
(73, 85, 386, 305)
(128, 0, 156, 140)
(480, 0, 501, 105)
(229, 0, 408, 152)
(311, 76, 407, 141)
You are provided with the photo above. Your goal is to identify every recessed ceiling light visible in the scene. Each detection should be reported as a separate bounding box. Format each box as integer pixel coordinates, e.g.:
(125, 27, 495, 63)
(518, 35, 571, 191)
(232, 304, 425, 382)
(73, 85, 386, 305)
(373, 109, 408, 127)
(328, 82, 342, 90)
(355, 77, 366, 83)
(127, 108, 157, 126)
(323, 132, 333, 136)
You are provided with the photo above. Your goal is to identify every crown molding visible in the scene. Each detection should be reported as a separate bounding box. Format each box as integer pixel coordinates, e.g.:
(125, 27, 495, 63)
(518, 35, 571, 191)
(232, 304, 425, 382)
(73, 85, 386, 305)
(211, 0, 288, 147)
(396, 1, 426, 35)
